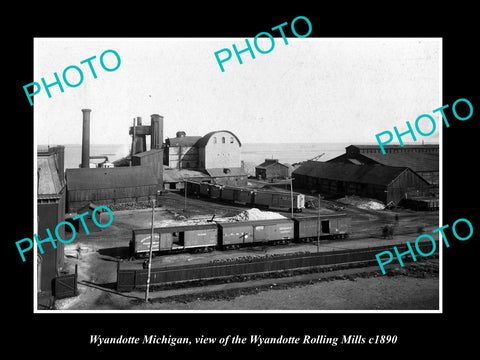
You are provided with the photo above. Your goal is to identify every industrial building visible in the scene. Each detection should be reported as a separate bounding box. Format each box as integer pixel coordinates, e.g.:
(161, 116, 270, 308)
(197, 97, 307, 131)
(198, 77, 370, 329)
(293, 161, 430, 205)
(163, 131, 202, 169)
(255, 159, 290, 180)
(163, 129, 247, 187)
(328, 144, 439, 185)
(37, 145, 66, 302)
(65, 166, 159, 212)
(65, 110, 163, 212)
(64, 109, 249, 210)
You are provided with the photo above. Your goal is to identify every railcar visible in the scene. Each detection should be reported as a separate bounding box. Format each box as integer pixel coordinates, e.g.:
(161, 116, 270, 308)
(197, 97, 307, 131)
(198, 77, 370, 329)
(234, 188, 254, 205)
(185, 181, 306, 212)
(217, 218, 294, 250)
(219, 186, 236, 202)
(293, 214, 350, 241)
(199, 182, 211, 197)
(130, 223, 218, 257)
(252, 190, 305, 212)
(129, 213, 349, 257)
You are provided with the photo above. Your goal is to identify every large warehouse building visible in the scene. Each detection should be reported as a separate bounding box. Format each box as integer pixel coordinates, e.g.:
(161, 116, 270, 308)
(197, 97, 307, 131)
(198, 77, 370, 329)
(65, 166, 159, 212)
(293, 161, 430, 205)
(328, 144, 439, 185)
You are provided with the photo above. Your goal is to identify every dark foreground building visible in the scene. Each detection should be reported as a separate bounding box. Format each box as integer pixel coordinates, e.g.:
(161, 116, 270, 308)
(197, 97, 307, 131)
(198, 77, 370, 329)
(37, 146, 66, 305)
(65, 166, 159, 212)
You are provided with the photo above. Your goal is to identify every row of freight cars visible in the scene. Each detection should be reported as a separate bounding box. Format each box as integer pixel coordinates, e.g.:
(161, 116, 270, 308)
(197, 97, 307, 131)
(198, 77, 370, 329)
(185, 181, 306, 212)
(130, 214, 350, 257)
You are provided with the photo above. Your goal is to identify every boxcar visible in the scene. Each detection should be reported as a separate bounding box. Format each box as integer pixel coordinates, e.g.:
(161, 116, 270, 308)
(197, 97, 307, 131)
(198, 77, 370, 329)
(130, 230, 173, 256)
(130, 223, 218, 256)
(217, 221, 255, 249)
(217, 218, 294, 249)
(253, 190, 305, 212)
(220, 186, 236, 202)
(234, 188, 254, 205)
(199, 182, 211, 197)
(209, 184, 222, 199)
(185, 181, 201, 196)
(293, 214, 350, 241)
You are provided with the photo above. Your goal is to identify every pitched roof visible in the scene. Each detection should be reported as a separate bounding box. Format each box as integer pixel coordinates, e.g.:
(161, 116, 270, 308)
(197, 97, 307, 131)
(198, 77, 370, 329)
(166, 136, 202, 147)
(37, 154, 63, 195)
(292, 161, 424, 186)
(348, 144, 439, 151)
(196, 130, 242, 147)
(358, 152, 439, 172)
(256, 159, 288, 169)
(163, 168, 209, 183)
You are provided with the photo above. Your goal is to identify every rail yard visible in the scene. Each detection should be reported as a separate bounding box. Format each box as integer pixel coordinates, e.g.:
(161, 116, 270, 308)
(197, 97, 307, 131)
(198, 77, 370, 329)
(54, 189, 439, 310)
(37, 109, 439, 310)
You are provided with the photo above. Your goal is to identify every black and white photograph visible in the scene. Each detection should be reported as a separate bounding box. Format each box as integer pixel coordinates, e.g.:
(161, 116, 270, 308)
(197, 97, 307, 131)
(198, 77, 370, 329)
(33, 37, 442, 312)
(7, 5, 479, 356)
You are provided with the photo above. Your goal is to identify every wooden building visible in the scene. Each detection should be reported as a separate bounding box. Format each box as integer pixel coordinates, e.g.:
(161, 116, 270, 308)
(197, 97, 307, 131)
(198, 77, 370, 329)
(132, 149, 163, 186)
(65, 166, 159, 212)
(163, 132, 202, 169)
(255, 159, 290, 180)
(293, 161, 430, 204)
(37, 146, 66, 303)
(328, 144, 439, 185)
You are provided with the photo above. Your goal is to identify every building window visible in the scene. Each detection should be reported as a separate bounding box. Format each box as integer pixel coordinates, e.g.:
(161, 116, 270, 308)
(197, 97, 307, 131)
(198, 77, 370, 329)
(230, 137, 234, 143)
(222, 137, 225, 143)
(213, 137, 217, 144)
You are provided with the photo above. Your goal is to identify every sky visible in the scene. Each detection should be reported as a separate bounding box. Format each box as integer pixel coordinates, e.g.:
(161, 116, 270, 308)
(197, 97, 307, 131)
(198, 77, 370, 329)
(34, 37, 441, 146)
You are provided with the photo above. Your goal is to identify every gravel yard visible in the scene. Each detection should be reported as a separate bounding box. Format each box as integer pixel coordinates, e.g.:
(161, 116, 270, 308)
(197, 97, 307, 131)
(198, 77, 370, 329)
(53, 191, 439, 311)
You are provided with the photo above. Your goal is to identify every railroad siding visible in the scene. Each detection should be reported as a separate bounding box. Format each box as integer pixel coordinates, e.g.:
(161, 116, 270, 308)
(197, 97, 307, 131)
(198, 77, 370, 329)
(117, 242, 437, 291)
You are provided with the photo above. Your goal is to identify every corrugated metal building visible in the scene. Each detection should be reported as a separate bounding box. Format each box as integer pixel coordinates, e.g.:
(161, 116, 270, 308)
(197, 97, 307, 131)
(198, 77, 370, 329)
(293, 161, 430, 204)
(163, 133, 202, 169)
(328, 144, 439, 185)
(255, 159, 290, 180)
(132, 149, 163, 186)
(37, 146, 66, 299)
(65, 166, 158, 212)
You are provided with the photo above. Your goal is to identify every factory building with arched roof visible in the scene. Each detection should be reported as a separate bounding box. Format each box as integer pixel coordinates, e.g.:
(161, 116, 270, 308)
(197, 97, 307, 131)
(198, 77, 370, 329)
(163, 129, 247, 187)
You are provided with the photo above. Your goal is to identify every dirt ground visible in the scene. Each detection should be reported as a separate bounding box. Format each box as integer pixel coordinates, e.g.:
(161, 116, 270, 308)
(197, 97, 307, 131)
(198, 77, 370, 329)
(54, 191, 440, 311)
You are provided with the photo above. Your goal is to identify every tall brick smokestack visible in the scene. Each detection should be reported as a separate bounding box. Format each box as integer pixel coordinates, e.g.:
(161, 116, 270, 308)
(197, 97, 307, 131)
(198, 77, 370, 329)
(81, 109, 91, 168)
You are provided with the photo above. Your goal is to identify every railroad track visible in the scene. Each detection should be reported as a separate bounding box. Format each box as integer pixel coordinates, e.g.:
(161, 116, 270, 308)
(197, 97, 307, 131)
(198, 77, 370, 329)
(116, 241, 437, 292)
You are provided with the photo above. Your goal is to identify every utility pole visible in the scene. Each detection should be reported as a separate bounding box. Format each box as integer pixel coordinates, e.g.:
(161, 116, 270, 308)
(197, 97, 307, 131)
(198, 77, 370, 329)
(290, 177, 294, 219)
(145, 199, 155, 303)
(317, 194, 320, 253)
(184, 180, 187, 211)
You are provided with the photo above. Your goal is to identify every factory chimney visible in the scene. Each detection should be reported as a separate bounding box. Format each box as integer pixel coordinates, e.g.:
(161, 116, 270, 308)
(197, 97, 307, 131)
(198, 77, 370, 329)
(151, 114, 163, 150)
(81, 109, 91, 168)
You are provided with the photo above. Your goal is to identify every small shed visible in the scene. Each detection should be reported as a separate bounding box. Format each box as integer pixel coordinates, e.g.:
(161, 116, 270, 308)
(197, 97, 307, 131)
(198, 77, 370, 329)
(255, 159, 290, 180)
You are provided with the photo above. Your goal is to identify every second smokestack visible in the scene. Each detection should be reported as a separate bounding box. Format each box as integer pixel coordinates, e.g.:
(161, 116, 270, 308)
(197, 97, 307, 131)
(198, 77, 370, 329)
(81, 109, 91, 168)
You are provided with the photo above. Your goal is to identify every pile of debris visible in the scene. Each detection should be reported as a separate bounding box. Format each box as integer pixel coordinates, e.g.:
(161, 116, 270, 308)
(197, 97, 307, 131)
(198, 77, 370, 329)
(221, 208, 286, 222)
(337, 196, 385, 210)
(154, 208, 286, 228)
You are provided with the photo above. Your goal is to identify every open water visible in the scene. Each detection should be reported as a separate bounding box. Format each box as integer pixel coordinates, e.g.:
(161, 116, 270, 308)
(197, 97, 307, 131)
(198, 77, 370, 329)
(55, 142, 351, 171)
